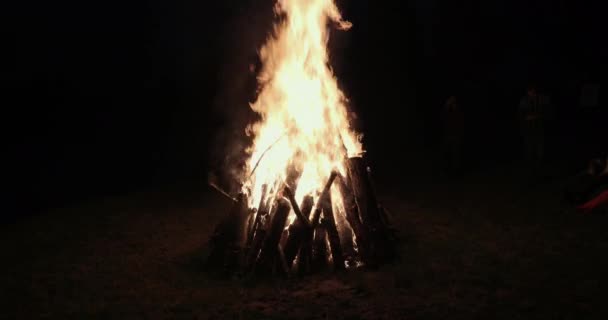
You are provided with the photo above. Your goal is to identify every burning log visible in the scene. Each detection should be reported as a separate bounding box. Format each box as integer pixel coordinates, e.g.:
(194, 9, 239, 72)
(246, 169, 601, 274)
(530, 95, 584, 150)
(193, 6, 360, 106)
(321, 192, 345, 270)
(254, 198, 291, 274)
(284, 186, 311, 227)
(336, 218, 357, 266)
(283, 195, 314, 268)
(245, 226, 266, 271)
(297, 171, 338, 274)
(277, 245, 290, 276)
(310, 171, 338, 227)
(247, 184, 268, 248)
(296, 227, 313, 275)
(311, 222, 328, 272)
(244, 185, 271, 271)
(336, 172, 372, 265)
(347, 157, 395, 263)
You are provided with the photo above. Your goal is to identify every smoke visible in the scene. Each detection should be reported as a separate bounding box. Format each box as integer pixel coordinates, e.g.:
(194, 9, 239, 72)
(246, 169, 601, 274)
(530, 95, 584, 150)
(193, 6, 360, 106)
(209, 0, 275, 194)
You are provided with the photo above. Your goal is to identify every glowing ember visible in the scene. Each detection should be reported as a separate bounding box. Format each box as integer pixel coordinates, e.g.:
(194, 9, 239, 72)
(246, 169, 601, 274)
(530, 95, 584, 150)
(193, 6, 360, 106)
(243, 0, 362, 214)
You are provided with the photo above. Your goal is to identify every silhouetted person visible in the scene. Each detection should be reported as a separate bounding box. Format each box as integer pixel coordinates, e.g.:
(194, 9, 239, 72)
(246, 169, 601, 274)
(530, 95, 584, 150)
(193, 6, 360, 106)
(519, 85, 550, 174)
(442, 95, 464, 173)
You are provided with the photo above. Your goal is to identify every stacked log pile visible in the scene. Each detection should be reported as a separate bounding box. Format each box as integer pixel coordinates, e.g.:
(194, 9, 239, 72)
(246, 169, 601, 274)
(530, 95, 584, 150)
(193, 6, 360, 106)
(205, 156, 397, 276)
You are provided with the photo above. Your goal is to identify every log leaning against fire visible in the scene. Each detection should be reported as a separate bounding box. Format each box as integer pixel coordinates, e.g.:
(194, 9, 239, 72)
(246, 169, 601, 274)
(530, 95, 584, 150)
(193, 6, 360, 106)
(244, 185, 270, 270)
(282, 193, 314, 267)
(246, 184, 268, 249)
(321, 191, 345, 270)
(253, 197, 291, 275)
(205, 192, 249, 272)
(297, 171, 338, 273)
(311, 221, 329, 272)
(336, 172, 372, 265)
(206, 156, 397, 276)
(346, 156, 396, 264)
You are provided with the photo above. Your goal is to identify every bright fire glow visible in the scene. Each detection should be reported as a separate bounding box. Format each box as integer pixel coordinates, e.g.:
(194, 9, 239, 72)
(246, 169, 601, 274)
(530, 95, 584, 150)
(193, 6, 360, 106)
(243, 0, 362, 212)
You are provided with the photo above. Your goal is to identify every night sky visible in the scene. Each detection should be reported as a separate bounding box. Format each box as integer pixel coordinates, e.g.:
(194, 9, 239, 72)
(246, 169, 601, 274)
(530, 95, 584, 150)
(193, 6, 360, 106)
(4, 0, 606, 220)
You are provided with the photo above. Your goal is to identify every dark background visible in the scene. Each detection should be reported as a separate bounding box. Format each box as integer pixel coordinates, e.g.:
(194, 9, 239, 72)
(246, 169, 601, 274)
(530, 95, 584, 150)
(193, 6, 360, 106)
(3, 0, 606, 221)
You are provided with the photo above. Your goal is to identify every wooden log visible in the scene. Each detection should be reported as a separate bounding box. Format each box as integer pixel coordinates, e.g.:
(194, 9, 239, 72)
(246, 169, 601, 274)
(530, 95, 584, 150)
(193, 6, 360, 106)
(336, 173, 372, 266)
(296, 227, 313, 275)
(347, 157, 381, 228)
(279, 165, 304, 250)
(297, 172, 337, 275)
(321, 192, 345, 271)
(254, 198, 291, 274)
(347, 157, 393, 263)
(246, 208, 256, 246)
(205, 226, 228, 271)
(283, 195, 314, 268)
(246, 227, 266, 270)
(311, 222, 328, 272)
(247, 184, 268, 247)
(205, 193, 249, 271)
(244, 196, 273, 271)
(283, 186, 311, 227)
(310, 171, 338, 227)
(276, 245, 290, 276)
(337, 218, 357, 267)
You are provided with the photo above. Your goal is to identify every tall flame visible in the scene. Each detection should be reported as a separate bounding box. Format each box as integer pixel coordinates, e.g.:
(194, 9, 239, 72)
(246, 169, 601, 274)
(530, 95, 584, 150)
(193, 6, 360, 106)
(243, 0, 362, 209)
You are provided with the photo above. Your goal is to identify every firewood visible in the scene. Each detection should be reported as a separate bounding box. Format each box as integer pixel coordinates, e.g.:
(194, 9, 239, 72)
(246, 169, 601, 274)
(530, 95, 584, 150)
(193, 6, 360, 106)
(337, 173, 372, 265)
(347, 157, 394, 263)
(245, 194, 273, 271)
(336, 218, 357, 266)
(246, 227, 266, 270)
(297, 172, 338, 274)
(310, 171, 338, 227)
(296, 227, 313, 275)
(277, 245, 290, 276)
(254, 198, 291, 274)
(205, 193, 249, 271)
(321, 192, 345, 270)
(311, 222, 328, 272)
(247, 184, 268, 247)
(283, 186, 311, 227)
(283, 195, 314, 268)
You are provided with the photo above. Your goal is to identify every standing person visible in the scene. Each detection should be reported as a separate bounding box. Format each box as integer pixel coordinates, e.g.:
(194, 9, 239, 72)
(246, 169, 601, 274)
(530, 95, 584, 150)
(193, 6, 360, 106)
(518, 85, 550, 175)
(442, 95, 465, 173)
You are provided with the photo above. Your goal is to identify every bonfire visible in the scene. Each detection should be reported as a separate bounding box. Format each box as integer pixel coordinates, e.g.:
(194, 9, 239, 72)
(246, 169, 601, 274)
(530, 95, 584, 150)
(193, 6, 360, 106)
(207, 0, 396, 276)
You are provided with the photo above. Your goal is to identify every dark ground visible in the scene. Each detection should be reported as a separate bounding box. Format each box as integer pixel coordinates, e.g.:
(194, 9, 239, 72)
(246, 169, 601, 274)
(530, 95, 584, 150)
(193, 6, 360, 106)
(3, 0, 607, 318)
(4, 161, 608, 319)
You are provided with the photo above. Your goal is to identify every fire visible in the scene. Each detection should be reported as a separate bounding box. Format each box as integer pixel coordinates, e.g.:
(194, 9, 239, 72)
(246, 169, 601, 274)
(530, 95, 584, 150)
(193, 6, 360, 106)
(243, 0, 362, 213)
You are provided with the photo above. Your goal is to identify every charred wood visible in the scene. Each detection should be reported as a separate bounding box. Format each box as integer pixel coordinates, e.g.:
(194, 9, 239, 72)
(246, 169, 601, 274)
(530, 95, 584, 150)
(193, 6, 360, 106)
(347, 157, 394, 264)
(205, 193, 249, 272)
(254, 198, 291, 274)
(311, 222, 328, 272)
(337, 172, 372, 265)
(283, 195, 314, 268)
(321, 192, 345, 271)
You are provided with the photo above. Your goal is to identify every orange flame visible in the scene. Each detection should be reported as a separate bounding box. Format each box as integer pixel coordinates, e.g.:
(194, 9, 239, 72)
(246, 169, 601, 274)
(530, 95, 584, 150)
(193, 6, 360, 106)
(243, 0, 362, 211)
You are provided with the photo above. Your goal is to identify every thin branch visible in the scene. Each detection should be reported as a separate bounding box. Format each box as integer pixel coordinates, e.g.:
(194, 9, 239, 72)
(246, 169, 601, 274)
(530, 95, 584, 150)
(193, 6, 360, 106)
(247, 132, 287, 181)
